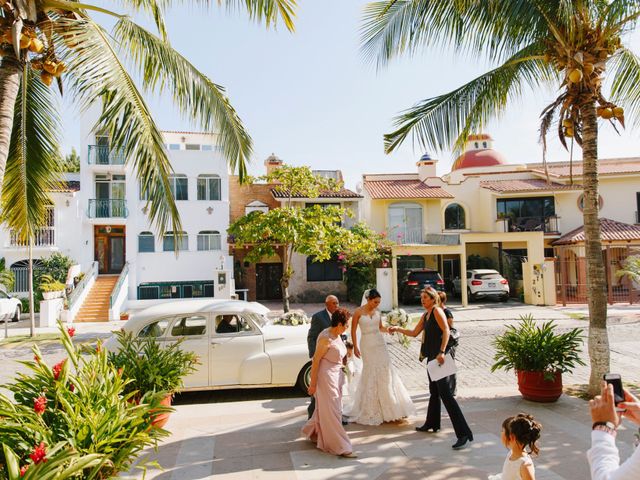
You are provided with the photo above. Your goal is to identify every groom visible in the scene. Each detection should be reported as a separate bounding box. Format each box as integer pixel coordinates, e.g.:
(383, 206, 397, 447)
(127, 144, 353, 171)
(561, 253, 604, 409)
(307, 294, 340, 418)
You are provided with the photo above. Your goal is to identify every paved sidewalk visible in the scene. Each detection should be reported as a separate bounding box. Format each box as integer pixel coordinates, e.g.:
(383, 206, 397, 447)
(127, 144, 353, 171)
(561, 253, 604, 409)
(130, 388, 639, 479)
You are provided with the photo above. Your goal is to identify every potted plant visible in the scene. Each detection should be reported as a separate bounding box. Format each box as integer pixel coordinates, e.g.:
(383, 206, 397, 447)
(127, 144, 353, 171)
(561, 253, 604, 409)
(120, 311, 130, 321)
(107, 331, 199, 428)
(39, 274, 66, 300)
(491, 315, 585, 402)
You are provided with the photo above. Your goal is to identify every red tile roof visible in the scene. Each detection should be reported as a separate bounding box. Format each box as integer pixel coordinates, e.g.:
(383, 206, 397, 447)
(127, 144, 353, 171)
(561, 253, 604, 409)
(480, 179, 582, 193)
(529, 158, 640, 178)
(553, 218, 640, 245)
(364, 180, 453, 199)
(271, 187, 362, 199)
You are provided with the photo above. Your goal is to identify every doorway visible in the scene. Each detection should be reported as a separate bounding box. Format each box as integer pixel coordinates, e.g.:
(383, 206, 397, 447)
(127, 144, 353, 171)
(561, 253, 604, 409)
(95, 225, 126, 274)
(255, 263, 283, 300)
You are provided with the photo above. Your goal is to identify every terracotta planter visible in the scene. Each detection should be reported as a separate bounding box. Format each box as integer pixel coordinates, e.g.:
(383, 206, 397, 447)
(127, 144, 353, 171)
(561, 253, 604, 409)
(150, 393, 173, 428)
(517, 370, 563, 403)
(120, 313, 129, 321)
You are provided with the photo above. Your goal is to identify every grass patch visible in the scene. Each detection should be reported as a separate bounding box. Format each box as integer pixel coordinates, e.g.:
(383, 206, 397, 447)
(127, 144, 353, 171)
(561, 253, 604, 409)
(565, 383, 640, 401)
(0, 333, 61, 348)
(565, 312, 588, 321)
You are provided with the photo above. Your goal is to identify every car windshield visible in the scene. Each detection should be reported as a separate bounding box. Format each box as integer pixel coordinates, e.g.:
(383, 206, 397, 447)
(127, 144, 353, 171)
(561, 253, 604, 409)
(475, 272, 502, 280)
(244, 312, 267, 328)
(410, 272, 440, 282)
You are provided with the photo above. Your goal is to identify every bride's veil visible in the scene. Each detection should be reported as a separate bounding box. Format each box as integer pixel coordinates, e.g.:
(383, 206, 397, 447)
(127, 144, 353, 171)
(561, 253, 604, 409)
(360, 288, 370, 307)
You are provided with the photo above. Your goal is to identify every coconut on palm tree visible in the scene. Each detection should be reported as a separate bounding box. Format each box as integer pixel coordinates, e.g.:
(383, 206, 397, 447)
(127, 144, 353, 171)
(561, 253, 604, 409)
(362, 0, 640, 395)
(0, 0, 297, 335)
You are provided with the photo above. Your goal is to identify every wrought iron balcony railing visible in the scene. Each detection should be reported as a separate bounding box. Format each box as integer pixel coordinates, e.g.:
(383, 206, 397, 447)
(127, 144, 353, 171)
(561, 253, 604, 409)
(88, 145, 126, 165)
(87, 199, 128, 218)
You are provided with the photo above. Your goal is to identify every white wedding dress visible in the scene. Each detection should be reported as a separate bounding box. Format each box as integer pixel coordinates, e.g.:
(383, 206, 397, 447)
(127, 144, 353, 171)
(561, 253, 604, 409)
(345, 311, 415, 425)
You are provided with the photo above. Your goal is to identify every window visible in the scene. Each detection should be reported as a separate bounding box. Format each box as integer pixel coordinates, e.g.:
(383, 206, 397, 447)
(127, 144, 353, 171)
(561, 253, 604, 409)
(138, 232, 154, 252)
(245, 200, 269, 214)
(444, 203, 466, 230)
(497, 196, 556, 231)
(201, 144, 213, 151)
(197, 174, 221, 201)
(138, 319, 169, 338)
(197, 231, 221, 251)
(168, 143, 180, 150)
(388, 203, 423, 244)
(139, 181, 149, 201)
(171, 315, 207, 336)
(185, 144, 200, 151)
(307, 256, 343, 282)
(215, 315, 253, 334)
(169, 174, 188, 200)
(577, 193, 603, 212)
(138, 285, 159, 299)
(163, 231, 188, 251)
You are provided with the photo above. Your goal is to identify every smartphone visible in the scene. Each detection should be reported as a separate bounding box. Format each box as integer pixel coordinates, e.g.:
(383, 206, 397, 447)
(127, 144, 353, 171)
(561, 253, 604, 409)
(603, 373, 624, 405)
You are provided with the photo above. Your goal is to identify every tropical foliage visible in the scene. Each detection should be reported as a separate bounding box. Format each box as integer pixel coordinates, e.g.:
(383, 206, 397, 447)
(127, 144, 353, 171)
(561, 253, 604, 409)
(107, 331, 199, 398)
(616, 254, 640, 284)
(491, 315, 585, 379)
(229, 165, 357, 312)
(0, 324, 169, 479)
(362, 0, 640, 394)
(0, 257, 15, 292)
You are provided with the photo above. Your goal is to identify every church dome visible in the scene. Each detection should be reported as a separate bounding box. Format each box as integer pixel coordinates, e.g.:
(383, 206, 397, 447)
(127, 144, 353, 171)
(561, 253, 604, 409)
(451, 134, 507, 171)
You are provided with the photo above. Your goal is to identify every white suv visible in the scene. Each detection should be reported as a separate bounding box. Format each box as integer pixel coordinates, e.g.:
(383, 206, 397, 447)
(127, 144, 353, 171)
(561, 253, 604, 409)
(452, 269, 509, 302)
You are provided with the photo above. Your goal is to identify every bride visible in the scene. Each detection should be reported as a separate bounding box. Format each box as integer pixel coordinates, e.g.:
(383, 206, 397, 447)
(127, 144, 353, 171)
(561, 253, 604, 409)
(345, 288, 415, 425)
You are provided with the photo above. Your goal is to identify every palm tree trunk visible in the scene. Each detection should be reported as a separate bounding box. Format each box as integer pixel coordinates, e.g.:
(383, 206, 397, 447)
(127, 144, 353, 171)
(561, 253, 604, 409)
(580, 100, 609, 396)
(0, 56, 22, 198)
(28, 237, 35, 337)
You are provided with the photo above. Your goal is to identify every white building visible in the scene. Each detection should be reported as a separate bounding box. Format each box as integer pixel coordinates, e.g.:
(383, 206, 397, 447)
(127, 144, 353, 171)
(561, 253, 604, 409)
(1, 125, 233, 321)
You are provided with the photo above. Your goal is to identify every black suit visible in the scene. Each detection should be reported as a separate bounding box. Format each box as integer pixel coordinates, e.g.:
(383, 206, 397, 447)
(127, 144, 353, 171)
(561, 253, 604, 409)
(306, 309, 332, 418)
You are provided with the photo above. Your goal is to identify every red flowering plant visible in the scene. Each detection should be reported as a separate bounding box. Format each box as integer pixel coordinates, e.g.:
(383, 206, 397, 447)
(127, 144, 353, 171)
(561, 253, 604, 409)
(0, 322, 169, 479)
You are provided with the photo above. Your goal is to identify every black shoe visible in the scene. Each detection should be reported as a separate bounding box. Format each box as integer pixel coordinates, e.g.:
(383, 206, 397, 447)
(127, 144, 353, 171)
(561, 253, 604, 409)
(342, 420, 348, 426)
(415, 424, 440, 433)
(452, 435, 473, 450)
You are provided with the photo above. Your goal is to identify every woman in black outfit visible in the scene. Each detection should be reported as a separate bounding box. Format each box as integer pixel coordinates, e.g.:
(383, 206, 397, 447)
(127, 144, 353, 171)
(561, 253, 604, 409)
(391, 287, 473, 450)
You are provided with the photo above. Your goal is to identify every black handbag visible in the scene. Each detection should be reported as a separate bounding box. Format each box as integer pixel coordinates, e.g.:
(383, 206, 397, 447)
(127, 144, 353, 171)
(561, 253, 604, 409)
(447, 327, 460, 349)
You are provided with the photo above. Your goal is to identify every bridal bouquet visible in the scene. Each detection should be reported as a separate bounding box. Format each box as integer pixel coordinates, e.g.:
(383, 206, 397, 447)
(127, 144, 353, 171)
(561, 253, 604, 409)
(386, 308, 411, 348)
(273, 311, 310, 326)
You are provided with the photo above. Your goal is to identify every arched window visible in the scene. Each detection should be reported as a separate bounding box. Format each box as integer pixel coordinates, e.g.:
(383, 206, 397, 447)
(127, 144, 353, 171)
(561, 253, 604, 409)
(197, 230, 221, 251)
(138, 232, 155, 252)
(444, 203, 466, 230)
(197, 174, 221, 201)
(169, 174, 188, 200)
(163, 231, 188, 251)
(388, 203, 423, 244)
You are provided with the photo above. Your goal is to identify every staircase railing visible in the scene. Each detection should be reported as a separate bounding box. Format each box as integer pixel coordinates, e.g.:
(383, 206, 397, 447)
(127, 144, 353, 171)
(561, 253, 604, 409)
(110, 262, 129, 308)
(68, 262, 98, 310)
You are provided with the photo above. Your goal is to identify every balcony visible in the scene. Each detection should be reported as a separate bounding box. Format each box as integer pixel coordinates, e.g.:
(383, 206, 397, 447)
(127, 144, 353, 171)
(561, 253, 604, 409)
(9, 227, 55, 247)
(390, 226, 423, 244)
(88, 145, 126, 165)
(496, 215, 560, 234)
(87, 199, 128, 219)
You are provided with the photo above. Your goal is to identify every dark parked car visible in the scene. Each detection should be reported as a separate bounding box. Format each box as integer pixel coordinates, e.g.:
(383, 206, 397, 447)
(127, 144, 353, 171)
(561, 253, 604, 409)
(401, 269, 445, 303)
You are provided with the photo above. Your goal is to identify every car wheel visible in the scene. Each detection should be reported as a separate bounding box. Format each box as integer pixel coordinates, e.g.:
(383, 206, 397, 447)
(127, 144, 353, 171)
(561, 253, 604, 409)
(500, 295, 509, 302)
(12, 306, 20, 322)
(297, 361, 312, 395)
(467, 288, 474, 303)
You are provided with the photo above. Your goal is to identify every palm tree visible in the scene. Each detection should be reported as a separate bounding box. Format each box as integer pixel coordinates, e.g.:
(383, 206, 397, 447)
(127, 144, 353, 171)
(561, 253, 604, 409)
(362, 0, 640, 395)
(0, 0, 296, 230)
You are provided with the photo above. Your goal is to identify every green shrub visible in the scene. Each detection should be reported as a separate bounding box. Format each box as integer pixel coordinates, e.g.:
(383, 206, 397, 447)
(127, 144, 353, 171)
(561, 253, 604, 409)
(108, 331, 199, 397)
(37, 254, 74, 284)
(491, 315, 586, 379)
(0, 324, 169, 479)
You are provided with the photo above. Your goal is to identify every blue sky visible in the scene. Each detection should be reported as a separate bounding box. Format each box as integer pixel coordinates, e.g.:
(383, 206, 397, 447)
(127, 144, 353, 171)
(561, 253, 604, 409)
(62, 1, 640, 189)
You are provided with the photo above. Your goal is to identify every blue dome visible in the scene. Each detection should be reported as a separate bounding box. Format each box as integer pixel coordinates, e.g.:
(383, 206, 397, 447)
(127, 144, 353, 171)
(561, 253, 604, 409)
(420, 153, 432, 162)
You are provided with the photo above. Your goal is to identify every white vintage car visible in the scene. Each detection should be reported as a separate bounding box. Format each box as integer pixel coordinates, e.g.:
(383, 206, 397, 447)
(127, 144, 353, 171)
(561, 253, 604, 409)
(104, 299, 312, 393)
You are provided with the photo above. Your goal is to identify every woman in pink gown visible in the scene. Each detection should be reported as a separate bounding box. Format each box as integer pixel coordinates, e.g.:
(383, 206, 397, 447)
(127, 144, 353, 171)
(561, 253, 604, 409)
(302, 308, 356, 458)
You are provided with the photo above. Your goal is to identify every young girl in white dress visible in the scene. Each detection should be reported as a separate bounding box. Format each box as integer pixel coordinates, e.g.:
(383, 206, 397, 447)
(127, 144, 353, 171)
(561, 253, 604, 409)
(489, 413, 542, 480)
(345, 288, 415, 425)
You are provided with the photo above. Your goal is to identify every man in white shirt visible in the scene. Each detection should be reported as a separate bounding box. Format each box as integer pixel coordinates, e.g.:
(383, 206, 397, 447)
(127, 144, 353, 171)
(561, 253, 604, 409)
(588, 381, 640, 479)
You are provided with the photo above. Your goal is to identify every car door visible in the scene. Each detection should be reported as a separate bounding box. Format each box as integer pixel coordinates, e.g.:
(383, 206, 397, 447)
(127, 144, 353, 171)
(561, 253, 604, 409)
(210, 313, 269, 386)
(163, 314, 210, 389)
(0, 290, 10, 320)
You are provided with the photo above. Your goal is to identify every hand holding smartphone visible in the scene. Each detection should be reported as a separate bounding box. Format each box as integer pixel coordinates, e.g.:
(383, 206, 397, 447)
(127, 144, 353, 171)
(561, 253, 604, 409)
(603, 373, 625, 406)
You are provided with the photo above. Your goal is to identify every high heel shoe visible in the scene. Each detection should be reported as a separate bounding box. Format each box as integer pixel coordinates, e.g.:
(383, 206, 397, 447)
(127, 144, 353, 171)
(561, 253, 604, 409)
(451, 434, 473, 450)
(415, 424, 440, 433)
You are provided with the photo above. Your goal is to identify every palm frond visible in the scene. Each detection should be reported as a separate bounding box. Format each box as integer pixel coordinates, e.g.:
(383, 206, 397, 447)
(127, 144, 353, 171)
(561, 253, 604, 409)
(600, 0, 640, 33)
(1, 66, 62, 242)
(216, 0, 297, 32)
(361, 0, 563, 68)
(57, 17, 180, 236)
(609, 47, 640, 128)
(114, 0, 169, 40)
(112, 18, 252, 179)
(384, 43, 554, 154)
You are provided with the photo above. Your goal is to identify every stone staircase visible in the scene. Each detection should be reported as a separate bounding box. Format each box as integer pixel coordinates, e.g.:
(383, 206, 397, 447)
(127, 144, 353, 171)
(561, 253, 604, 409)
(74, 275, 118, 322)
